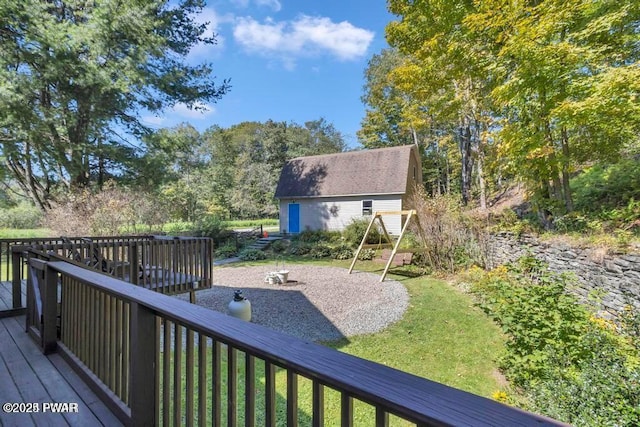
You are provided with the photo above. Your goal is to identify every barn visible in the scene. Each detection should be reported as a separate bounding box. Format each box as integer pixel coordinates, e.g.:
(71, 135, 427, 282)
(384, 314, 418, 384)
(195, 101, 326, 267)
(274, 145, 422, 235)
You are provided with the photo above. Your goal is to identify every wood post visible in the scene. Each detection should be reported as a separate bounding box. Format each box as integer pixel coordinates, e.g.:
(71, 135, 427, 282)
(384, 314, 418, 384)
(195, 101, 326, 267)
(130, 242, 139, 286)
(348, 210, 419, 282)
(42, 262, 58, 354)
(129, 302, 157, 426)
(12, 249, 22, 309)
(348, 213, 379, 274)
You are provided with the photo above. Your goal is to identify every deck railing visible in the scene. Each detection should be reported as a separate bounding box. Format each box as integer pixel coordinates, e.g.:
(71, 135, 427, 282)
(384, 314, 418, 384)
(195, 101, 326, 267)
(31, 259, 564, 426)
(3, 235, 213, 314)
(1, 235, 151, 281)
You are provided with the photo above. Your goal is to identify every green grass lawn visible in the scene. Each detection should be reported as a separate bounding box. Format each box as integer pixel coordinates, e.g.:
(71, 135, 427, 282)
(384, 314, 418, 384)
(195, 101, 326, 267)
(187, 259, 506, 425)
(0, 228, 53, 239)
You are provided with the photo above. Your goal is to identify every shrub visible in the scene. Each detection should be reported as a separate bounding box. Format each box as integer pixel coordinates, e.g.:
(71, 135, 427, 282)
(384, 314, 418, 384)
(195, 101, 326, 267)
(554, 212, 602, 233)
(215, 243, 237, 259)
(330, 243, 353, 260)
(472, 258, 590, 384)
(269, 239, 288, 253)
(572, 160, 640, 212)
(45, 184, 171, 236)
(342, 218, 386, 248)
(470, 257, 640, 425)
(238, 248, 266, 261)
(525, 329, 640, 427)
(309, 244, 332, 259)
(287, 242, 313, 256)
(194, 215, 232, 240)
(408, 187, 488, 272)
(0, 203, 43, 229)
(294, 230, 340, 244)
(45, 187, 135, 235)
(358, 248, 376, 261)
(164, 221, 193, 234)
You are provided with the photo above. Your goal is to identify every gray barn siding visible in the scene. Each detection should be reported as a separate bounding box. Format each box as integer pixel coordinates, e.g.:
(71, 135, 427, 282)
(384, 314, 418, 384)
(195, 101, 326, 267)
(279, 196, 403, 235)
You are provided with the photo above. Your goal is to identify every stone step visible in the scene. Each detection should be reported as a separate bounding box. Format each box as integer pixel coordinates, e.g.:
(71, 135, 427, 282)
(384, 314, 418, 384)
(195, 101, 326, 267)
(246, 236, 284, 251)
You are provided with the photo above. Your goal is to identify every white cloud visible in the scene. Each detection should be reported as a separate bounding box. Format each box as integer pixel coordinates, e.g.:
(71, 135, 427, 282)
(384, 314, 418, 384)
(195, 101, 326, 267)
(233, 15, 374, 63)
(232, 0, 281, 11)
(142, 115, 165, 126)
(188, 8, 233, 58)
(255, 0, 281, 11)
(171, 102, 216, 119)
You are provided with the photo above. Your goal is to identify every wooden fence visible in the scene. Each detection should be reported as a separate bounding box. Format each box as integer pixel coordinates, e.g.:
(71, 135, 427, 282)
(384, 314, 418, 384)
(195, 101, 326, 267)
(29, 259, 564, 426)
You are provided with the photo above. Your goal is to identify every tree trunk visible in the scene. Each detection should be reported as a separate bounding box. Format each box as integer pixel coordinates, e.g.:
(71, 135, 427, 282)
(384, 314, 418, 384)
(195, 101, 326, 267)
(544, 120, 564, 205)
(477, 153, 487, 210)
(5, 145, 51, 210)
(561, 127, 574, 212)
(459, 123, 473, 205)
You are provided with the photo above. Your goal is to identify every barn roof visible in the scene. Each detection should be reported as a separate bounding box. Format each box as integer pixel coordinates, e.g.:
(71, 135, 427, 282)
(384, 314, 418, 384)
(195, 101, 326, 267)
(274, 145, 417, 199)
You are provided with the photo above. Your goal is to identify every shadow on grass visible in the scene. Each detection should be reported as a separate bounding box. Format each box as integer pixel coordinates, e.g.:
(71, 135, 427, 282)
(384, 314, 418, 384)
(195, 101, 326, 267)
(160, 343, 314, 426)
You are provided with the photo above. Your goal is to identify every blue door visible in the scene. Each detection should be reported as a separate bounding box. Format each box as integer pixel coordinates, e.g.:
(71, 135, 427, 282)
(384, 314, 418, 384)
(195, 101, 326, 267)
(288, 203, 300, 233)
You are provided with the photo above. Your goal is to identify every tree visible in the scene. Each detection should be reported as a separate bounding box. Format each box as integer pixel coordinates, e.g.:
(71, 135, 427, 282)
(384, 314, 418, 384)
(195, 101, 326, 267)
(377, 0, 639, 216)
(198, 120, 345, 220)
(0, 0, 229, 209)
(466, 0, 640, 215)
(383, 0, 494, 207)
(358, 48, 417, 148)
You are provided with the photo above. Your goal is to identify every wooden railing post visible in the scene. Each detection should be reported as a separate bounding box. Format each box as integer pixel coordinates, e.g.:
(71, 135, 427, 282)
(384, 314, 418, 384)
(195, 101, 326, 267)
(129, 302, 157, 426)
(131, 242, 139, 286)
(42, 263, 58, 354)
(12, 248, 23, 309)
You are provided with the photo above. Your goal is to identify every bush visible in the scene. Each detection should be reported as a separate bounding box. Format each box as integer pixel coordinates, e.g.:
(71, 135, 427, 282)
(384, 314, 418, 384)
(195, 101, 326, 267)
(408, 188, 487, 272)
(342, 218, 386, 248)
(238, 248, 266, 261)
(45, 184, 172, 236)
(164, 221, 193, 234)
(294, 230, 340, 244)
(470, 257, 640, 425)
(358, 248, 376, 261)
(194, 215, 232, 240)
(330, 243, 353, 260)
(572, 160, 640, 212)
(554, 212, 602, 233)
(0, 203, 43, 229)
(525, 329, 640, 427)
(309, 244, 332, 259)
(471, 257, 590, 384)
(287, 242, 313, 256)
(269, 239, 288, 253)
(215, 243, 237, 259)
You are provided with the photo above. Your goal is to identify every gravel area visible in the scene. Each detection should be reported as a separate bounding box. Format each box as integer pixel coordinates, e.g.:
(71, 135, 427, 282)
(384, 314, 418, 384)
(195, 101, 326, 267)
(177, 265, 409, 343)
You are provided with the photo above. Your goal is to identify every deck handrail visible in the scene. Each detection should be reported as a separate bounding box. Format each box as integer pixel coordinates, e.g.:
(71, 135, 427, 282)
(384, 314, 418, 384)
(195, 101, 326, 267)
(1, 234, 155, 279)
(37, 260, 564, 426)
(4, 235, 213, 313)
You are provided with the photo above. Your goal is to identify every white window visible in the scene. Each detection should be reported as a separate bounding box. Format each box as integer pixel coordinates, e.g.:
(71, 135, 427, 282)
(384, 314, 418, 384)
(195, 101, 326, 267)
(362, 200, 373, 215)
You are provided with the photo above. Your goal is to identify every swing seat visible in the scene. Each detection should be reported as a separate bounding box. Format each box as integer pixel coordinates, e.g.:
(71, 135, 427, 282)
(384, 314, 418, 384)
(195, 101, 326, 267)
(376, 249, 413, 267)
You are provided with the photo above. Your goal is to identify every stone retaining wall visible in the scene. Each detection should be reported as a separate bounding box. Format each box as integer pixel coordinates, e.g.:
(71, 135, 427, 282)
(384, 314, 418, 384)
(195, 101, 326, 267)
(487, 232, 640, 316)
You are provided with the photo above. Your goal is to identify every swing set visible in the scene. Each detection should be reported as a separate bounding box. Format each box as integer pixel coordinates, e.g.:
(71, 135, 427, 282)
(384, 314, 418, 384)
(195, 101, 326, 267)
(348, 210, 425, 282)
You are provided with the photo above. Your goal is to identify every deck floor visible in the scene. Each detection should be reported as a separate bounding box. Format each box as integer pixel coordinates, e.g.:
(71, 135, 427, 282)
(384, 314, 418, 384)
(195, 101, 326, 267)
(0, 316, 122, 427)
(0, 280, 26, 312)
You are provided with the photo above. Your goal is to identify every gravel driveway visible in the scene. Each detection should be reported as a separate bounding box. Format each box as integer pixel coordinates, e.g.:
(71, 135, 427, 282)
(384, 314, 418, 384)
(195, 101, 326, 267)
(178, 265, 409, 343)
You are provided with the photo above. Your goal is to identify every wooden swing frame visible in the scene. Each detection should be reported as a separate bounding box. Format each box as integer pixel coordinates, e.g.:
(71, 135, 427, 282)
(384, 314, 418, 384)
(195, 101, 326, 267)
(348, 210, 425, 282)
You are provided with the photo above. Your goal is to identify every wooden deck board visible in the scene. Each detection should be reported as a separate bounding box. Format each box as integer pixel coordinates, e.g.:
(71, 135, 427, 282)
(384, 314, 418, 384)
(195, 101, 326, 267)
(0, 316, 122, 427)
(0, 280, 27, 312)
(0, 354, 35, 427)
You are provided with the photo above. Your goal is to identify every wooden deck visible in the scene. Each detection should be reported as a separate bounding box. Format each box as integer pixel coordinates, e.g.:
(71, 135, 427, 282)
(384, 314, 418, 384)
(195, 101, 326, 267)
(0, 280, 27, 318)
(0, 316, 122, 427)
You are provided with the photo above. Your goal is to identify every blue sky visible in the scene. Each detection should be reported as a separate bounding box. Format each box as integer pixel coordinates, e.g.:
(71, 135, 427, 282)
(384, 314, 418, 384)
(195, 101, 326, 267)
(142, 0, 394, 148)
